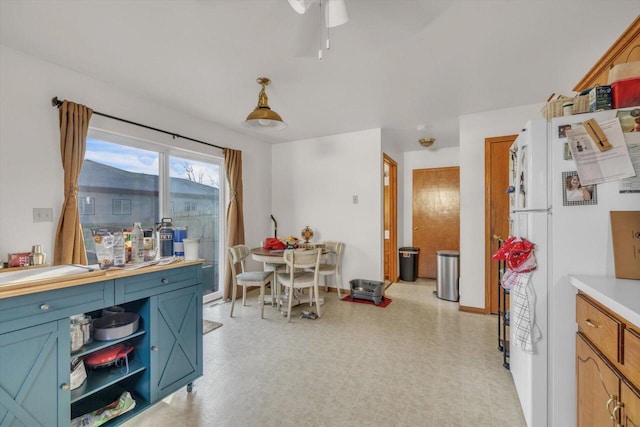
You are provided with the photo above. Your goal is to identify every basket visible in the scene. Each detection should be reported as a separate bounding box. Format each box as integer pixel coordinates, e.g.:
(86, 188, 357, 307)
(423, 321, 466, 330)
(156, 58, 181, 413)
(541, 94, 589, 120)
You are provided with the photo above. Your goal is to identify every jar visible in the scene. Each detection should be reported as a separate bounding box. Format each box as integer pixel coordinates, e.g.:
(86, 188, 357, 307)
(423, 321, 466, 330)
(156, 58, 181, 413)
(78, 315, 93, 344)
(70, 323, 83, 353)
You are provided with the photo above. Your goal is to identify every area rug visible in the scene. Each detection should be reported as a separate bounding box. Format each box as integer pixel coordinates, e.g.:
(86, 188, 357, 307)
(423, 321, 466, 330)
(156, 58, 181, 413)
(340, 295, 392, 308)
(203, 320, 223, 335)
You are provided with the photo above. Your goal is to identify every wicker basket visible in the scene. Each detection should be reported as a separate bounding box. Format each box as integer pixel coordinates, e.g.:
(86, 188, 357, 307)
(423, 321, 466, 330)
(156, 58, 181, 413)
(541, 94, 589, 120)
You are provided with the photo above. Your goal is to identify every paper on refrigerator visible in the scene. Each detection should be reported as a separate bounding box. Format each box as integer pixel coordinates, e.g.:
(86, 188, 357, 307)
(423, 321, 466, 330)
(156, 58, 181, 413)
(566, 117, 636, 185)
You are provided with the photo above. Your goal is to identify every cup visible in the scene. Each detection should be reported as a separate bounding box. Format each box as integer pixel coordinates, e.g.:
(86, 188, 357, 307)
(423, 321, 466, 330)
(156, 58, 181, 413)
(183, 238, 200, 261)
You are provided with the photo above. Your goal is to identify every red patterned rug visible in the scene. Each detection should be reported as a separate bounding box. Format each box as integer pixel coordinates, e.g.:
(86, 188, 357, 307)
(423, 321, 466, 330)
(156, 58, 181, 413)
(340, 295, 392, 308)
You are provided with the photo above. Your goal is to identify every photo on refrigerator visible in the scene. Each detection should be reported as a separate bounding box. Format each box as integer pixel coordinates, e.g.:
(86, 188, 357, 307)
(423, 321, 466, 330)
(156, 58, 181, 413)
(562, 171, 597, 206)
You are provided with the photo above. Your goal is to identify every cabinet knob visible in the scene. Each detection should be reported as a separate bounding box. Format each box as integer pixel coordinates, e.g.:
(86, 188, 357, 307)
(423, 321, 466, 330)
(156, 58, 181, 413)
(60, 383, 70, 391)
(161, 278, 169, 284)
(152, 346, 159, 352)
(40, 304, 50, 311)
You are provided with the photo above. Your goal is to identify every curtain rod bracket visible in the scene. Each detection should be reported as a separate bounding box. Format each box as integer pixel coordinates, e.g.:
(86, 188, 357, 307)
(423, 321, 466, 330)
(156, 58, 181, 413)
(51, 96, 62, 107)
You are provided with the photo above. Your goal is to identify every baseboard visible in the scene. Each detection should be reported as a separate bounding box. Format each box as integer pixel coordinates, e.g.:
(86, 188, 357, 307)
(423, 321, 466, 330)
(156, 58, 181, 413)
(459, 305, 488, 315)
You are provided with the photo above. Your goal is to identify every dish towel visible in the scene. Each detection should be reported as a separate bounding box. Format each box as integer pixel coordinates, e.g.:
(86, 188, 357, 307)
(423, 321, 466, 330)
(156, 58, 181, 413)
(506, 270, 542, 353)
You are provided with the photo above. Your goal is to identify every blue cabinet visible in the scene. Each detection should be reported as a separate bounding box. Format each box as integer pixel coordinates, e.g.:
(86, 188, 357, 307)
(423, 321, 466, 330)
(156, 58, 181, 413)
(0, 318, 69, 426)
(150, 284, 203, 401)
(0, 262, 203, 427)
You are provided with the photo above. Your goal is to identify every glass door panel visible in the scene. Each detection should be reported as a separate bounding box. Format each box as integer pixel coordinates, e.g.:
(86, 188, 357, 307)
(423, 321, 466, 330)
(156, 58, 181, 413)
(168, 155, 222, 301)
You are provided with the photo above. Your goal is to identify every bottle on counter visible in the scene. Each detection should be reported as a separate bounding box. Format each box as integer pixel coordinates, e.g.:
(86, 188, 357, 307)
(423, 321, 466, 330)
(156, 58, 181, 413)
(113, 232, 126, 268)
(131, 222, 145, 264)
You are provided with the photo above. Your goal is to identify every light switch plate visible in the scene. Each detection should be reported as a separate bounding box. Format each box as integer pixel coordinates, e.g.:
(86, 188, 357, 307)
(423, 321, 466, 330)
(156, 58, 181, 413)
(33, 208, 53, 222)
(352, 195, 358, 204)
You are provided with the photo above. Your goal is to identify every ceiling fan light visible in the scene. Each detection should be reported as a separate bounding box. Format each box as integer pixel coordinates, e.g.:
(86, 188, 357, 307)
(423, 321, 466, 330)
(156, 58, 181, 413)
(288, 0, 313, 14)
(325, 0, 349, 28)
(419, 138, 435, 148)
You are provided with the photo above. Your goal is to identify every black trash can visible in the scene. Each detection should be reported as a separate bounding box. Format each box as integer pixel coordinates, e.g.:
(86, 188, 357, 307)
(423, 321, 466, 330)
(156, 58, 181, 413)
(399, 247, 419, 281)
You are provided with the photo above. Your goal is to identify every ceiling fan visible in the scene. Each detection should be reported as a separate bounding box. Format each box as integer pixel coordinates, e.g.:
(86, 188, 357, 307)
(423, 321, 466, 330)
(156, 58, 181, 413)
(288, 0, 349, 59)
(288, 0, 349, 28)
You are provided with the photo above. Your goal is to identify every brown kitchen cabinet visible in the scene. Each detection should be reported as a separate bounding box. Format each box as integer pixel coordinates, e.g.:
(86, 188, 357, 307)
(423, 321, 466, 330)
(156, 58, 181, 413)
(576, 291, 640, 426)
(574, 16, 640, 92)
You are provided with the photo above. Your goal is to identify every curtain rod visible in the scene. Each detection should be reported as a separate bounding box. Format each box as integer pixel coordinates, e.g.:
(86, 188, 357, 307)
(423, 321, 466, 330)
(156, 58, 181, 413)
(51, 97, 227, 151)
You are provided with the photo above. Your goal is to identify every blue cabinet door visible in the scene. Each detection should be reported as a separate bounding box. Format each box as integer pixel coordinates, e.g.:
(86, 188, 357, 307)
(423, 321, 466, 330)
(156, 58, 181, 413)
(0, 319, 69, 426)
(150, 285, 203, 401)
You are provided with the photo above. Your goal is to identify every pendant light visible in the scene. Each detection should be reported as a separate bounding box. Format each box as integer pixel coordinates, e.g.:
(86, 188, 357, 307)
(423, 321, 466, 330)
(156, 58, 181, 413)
(243, 77, 287, 130)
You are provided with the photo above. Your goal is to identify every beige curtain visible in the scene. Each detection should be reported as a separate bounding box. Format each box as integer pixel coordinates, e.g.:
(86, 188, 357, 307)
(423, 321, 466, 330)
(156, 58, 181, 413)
(53, 101, 93, 265)
(224, 148, 245, 300)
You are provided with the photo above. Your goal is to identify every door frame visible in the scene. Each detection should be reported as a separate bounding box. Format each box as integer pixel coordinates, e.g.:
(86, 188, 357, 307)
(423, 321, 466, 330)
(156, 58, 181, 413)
(383, 154, 398, 282)
(484, 134, 517, 313)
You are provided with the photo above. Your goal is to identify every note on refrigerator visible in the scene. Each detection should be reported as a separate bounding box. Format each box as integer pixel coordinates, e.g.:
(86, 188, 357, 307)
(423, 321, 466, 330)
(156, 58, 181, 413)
(566, 117, 636, 185)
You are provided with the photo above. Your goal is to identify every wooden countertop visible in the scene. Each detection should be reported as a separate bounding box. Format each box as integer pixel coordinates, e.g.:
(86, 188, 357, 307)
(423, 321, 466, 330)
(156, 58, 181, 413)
(0, 259, 203, 300)
(570, 274, 640, 327)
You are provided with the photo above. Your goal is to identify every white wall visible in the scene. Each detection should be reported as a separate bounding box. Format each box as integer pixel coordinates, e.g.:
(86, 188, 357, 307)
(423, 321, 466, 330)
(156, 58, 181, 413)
(0, 46, 273, 264)
(272, 129, 383, 290)
(459, 104, 542, 308)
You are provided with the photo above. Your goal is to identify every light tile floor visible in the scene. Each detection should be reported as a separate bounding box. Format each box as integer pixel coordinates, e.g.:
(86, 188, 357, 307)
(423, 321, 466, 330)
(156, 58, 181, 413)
(123, 279, 526, 427)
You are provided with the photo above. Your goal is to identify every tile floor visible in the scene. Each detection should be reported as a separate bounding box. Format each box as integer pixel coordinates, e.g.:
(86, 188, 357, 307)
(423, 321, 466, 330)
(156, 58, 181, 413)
(123, 279, 526, 427)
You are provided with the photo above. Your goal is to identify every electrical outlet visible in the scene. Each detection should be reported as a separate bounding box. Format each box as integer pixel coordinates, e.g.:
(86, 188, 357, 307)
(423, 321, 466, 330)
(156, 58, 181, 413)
(352, 195, 358, 204)
(33, 208, 53, 223)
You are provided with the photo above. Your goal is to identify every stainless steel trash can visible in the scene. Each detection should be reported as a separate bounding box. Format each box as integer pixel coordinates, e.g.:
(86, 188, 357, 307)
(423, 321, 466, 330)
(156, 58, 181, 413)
(436, 250, 459, 301)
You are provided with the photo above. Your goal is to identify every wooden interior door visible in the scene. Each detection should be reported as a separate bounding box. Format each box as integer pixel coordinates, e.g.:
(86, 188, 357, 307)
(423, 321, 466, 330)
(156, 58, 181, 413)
(484, 134, 516, 314)
(383, 154, 398, 282)
(412, 167, 459, 279)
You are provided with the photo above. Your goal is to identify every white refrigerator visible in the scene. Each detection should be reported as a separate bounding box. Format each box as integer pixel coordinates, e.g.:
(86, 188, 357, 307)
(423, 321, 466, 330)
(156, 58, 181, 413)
(508, 119, 549, 427)
(508, 109, 640, 427)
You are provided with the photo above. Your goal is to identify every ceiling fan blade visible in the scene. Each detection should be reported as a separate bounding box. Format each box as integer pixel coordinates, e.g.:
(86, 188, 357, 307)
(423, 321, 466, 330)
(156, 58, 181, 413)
(288, 0, 316, 15)
(325, 0, 349, 28)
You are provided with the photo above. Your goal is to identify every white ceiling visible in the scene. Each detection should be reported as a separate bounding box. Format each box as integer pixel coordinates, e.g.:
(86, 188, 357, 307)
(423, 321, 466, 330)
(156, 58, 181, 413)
(1, 1, 639, 152)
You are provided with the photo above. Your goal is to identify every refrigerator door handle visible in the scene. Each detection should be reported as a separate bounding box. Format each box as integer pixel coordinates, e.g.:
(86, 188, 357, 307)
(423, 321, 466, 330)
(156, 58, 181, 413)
(511, 208, 551, 214)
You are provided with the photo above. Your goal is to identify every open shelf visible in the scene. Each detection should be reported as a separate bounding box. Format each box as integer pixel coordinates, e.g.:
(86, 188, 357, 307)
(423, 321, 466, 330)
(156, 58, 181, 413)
(72, 330, 146, 359)
(71, 359, 146, 403)
(71, 384, 149, 426)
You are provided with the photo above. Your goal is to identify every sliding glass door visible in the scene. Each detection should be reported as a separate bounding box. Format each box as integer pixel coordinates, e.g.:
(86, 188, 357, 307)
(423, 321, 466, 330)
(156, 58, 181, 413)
(78, 129, 224, 302)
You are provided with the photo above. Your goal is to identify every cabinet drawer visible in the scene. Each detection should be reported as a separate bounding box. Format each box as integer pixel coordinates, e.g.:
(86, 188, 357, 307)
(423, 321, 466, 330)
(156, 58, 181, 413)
(0, 281, 113, 333)
(623, 326, 640, 386)
(576, 293, 622, 363)
(115, 265, 201, 303)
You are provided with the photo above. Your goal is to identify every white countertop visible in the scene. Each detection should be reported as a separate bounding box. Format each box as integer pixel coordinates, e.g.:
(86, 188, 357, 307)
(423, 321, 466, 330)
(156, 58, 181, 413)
(570, 275, 640, 327)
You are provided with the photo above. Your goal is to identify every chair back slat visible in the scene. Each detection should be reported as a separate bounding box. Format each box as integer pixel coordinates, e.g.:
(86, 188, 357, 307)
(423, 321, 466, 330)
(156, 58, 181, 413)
(283, 248, 321, 270)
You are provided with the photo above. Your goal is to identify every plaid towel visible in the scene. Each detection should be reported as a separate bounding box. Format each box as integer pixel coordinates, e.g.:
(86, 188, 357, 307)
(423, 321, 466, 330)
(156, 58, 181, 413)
(510, 271, 542, 354)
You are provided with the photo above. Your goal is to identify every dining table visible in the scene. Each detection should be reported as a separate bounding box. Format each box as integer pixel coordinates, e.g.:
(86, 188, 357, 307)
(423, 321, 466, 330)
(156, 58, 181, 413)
(250, 246, 325, 312)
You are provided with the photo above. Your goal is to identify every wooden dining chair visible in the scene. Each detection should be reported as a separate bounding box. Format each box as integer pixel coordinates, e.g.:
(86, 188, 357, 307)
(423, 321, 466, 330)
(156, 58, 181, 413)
(277, 248, 322, 323)
(228, 245, 274, 319)
(317, 241, 344, 298)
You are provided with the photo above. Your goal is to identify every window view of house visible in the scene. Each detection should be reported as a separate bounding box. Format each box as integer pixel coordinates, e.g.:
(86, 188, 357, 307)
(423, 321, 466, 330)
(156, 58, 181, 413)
(78, 132, 223, 299)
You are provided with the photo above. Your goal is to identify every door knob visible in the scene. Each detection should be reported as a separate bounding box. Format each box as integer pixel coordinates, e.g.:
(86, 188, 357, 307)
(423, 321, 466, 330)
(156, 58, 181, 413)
(60, 383, 70, 391)
(152, 346, 159, 352)
(492, 234, 502, 240)
(413, 226, 418, 231)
